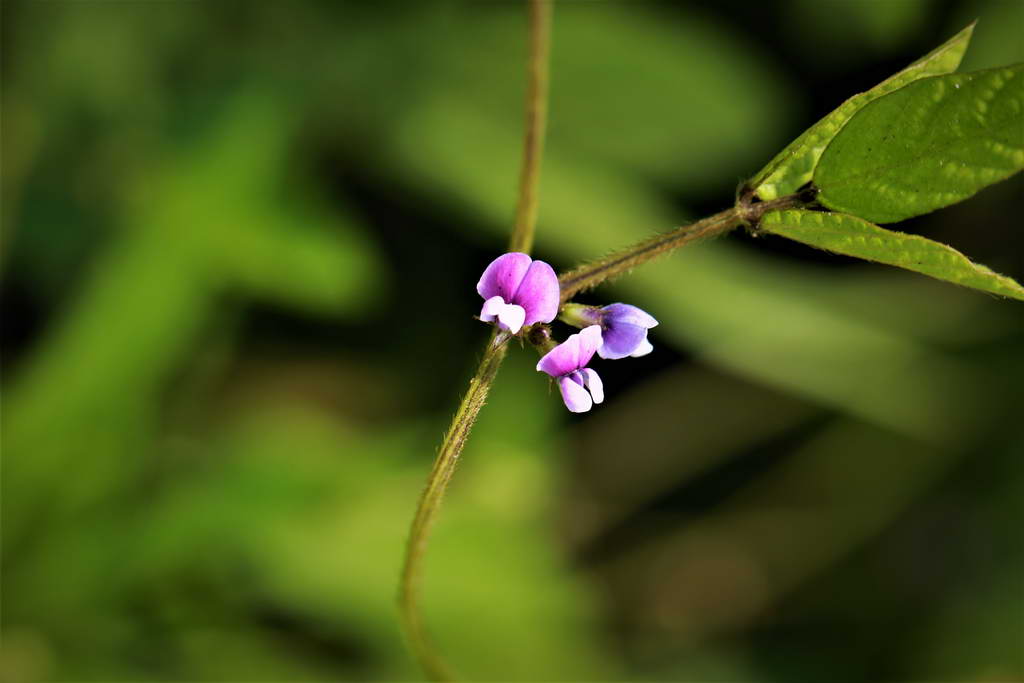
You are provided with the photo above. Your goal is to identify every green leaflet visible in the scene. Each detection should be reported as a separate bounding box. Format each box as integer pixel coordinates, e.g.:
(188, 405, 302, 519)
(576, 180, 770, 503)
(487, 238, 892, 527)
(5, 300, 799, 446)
(815, 65, 1024, 223)
(750, 23, 974, 200)
(760, 209, 1024, 300)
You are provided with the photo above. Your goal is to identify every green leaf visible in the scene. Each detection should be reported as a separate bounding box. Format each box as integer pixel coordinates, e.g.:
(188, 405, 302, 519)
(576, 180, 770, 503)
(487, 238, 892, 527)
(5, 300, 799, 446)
(814, 64, 1024, 223)
(750, 23, 975, 200)
(761, 209, 1024, 300)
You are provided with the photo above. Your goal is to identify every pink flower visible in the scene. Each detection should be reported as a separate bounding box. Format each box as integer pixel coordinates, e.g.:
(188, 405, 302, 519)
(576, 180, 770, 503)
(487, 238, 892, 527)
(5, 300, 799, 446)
(477, 253, 559, 334)
(536, 325, 605, 413)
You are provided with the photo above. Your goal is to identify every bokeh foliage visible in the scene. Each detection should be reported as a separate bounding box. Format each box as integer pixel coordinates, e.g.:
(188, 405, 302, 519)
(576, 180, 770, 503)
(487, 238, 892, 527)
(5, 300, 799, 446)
(2, 1, 1022, 681)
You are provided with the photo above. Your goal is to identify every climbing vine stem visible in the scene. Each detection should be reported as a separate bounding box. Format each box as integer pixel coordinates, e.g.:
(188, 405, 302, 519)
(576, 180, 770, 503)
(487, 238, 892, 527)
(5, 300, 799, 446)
(398, 331, 509, 682)
(398, 0, 552, 680)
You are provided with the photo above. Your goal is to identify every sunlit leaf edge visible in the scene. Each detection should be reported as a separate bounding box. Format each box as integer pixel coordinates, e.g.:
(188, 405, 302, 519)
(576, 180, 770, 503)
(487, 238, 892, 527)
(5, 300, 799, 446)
(760, 209, 1024, 301)
(749, 22, 975, 200)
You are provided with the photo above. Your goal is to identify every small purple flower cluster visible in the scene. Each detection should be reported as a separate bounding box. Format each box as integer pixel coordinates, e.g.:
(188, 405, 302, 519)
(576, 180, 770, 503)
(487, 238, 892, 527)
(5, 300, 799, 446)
(476, 253, 658, 413)
(476, 252, 559, 334)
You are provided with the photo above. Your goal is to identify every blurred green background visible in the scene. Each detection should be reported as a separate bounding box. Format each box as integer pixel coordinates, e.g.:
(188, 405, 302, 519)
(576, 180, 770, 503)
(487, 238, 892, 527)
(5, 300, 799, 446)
(2, 1, 1022, 681)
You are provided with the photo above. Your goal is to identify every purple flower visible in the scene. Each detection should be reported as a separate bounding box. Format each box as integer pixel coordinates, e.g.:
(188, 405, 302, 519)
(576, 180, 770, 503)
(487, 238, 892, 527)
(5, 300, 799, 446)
(536, 325, 605, 413)
(596, 303, 658, 360)
(477, 252, 559, 334)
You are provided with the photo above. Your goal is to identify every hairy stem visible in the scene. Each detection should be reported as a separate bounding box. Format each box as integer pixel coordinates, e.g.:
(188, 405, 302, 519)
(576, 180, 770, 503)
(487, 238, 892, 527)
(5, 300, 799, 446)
(398, 6, 554, 675)
(557, 192, 809, 301)
(508, 0, 552, 254)
(399, 331, 510, 681)
(557, 208, 741, 302)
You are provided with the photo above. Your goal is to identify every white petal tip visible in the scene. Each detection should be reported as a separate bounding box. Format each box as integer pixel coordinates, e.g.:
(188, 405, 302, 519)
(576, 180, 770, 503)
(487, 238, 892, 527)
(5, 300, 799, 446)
(630, 339, 654, 357)
(559, 375, 593, 413)
(497, 304, 526, 334)
(581, 368, 604, 404)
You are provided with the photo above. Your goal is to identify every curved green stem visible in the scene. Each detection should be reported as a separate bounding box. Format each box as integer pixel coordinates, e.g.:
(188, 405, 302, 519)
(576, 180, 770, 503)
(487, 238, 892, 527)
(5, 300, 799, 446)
(508, 0, 552, 254)
(558, 208, 741, 302)
(557, 192, 810, 302)
(398, 2, 553, 678)
(399, 331, 510, 681)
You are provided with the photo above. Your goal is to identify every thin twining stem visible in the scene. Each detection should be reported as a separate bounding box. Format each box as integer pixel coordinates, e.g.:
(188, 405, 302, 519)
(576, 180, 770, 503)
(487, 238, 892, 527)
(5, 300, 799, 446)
(558, 208, 741, 302)
(398, 6, 553, 677)
(399, 331, 510, 682)
(508, 0, 552, 254)
(557, 193, 809, 302)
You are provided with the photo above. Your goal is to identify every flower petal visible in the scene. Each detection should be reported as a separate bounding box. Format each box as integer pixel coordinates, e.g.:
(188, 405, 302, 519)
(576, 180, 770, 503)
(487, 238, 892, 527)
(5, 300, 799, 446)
(576, 325, 603, 367)
(558, 375, 593, 413)
(477, 253, 531, 302)
(630, 339, 654, 357)
(597, 323, 648, 360)
(580, 368, 604, 404)
(480, 295, 526, 333)
(496, 303, 526, 334)
(479, 295, 507, 321)
(513, 260, 559, 326)
(602, 303, 658, 329)
(536, 332, 581, 377)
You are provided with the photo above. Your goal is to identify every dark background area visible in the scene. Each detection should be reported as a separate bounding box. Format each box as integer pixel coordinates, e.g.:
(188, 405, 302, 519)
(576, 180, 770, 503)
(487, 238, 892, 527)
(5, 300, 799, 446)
(2, 1, 1022, 681)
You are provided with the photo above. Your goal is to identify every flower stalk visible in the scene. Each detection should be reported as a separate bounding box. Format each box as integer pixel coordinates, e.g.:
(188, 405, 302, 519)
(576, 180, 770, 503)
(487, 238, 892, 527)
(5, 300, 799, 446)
(557, 208, 742, 302)
(557, 192, 811, 302)
(557, 205, 741, 301)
